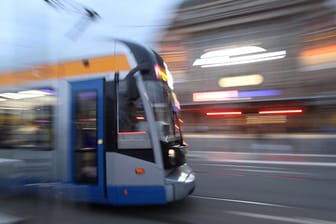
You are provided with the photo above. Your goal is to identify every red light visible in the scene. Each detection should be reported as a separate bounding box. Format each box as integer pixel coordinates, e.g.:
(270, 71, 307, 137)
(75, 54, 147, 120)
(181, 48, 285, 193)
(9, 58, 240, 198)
(206, 111, 242, 116)
(259, 109, 303, 114)
(193, 90, 238, 102)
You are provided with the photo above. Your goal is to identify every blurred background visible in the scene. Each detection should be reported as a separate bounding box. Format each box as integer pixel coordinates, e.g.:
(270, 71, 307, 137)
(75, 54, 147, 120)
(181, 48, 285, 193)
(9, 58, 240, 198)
(158, 0, 336, 135)
(1, 0, 336, 135)
(1, 0, 336, 223)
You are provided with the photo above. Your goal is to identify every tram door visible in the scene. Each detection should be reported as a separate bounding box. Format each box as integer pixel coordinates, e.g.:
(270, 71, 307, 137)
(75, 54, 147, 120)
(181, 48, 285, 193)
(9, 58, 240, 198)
(70, 79, 105, 200)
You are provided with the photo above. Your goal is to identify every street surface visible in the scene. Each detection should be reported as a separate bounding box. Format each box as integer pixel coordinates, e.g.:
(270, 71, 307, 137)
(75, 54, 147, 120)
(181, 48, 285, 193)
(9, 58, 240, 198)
(1, 134, 336, 224)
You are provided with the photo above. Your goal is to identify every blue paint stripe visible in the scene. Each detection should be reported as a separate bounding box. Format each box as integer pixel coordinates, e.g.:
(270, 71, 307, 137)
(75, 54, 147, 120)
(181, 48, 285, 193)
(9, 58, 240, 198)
(107, 186, 167, 205)
(0, 177, 167, 205)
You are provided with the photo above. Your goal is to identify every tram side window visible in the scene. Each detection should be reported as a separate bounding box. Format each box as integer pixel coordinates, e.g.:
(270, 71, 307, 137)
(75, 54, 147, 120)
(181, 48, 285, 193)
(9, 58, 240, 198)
(0, 89, 54, 150)
(118, 79, 148, 133)
(117, 78, 152, 151)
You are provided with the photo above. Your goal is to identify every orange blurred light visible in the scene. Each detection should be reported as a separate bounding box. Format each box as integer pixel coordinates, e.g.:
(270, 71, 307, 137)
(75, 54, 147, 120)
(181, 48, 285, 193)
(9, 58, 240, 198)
(206, 111, 242, 116)
(118, 131, 146, 135)
(259, 109, 303, 114)
(301, 45, 336, 56)
(135, 168, 145, 175)
(136, 116, 145, 120)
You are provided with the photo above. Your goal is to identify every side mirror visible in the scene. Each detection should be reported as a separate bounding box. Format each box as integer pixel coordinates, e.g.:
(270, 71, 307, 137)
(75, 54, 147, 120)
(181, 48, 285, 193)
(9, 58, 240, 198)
(126, 63, 151, 100)
(126, 75, 139, 101)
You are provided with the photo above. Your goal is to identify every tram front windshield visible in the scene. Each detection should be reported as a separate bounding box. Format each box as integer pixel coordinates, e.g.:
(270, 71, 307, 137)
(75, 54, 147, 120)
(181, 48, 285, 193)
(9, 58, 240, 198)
(144, 80, 182, 142)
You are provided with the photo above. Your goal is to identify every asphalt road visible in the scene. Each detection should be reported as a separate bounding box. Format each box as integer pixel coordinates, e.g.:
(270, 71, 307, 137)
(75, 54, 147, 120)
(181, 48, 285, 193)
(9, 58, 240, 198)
(1, 134, 336, 224)
(184, 133, 336, 154)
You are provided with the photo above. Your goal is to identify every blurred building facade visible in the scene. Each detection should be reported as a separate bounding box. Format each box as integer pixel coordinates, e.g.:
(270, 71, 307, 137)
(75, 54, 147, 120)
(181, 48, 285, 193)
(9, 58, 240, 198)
(159, 0, 336, 133)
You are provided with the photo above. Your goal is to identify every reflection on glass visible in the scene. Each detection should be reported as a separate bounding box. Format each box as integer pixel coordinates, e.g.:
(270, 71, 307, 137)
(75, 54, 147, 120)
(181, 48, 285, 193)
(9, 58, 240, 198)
(74, 90, 98, 184)
(0, 89, 54, 150)
(144, 80, 182, 141)
(118, 79, 148, 133)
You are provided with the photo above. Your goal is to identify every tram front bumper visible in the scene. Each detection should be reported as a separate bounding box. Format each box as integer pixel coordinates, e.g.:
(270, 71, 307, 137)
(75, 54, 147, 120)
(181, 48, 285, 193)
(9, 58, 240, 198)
(165, 164, 196, 202)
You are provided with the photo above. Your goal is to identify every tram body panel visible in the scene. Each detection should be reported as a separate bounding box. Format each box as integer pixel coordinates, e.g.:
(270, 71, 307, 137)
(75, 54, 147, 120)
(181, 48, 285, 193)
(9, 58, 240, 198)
(54, 79, 71, 182)
(0, 39, 196, 205)
(105, 152, 165, 186)
(105, 152, 167, 205)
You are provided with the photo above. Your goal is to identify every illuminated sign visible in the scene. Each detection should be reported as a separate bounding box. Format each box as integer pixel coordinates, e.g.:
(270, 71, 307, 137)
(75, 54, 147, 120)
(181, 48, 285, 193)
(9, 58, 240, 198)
(192, 89, 281, 102)
(192, 90, 238, 102)
(238, 90, 281, 98)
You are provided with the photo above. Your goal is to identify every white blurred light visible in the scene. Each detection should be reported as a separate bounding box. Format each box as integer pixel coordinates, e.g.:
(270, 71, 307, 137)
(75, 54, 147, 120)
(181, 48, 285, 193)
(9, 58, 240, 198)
(201, 54, 286, 68)
(201, 46, 266, 58)
(18, 90, 52, 95)
(0, 91, 47, 100)
(193, 45, 286, 67)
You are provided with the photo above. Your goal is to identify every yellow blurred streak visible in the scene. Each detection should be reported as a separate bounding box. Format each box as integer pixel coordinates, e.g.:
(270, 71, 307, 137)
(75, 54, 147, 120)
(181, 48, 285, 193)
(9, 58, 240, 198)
(246, 115, 287, 125)
(218, 74, 263, 88)
(0, 55, 130, 87)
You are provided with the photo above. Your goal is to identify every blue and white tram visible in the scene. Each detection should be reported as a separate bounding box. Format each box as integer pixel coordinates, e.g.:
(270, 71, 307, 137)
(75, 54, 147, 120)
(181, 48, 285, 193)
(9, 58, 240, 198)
(0, 40, 195, 205)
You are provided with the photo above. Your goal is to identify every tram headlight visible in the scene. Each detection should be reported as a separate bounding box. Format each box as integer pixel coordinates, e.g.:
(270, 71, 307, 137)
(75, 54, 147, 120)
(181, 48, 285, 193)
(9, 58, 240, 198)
(168, 149, 176, 166)
(168, 149, 176, 159)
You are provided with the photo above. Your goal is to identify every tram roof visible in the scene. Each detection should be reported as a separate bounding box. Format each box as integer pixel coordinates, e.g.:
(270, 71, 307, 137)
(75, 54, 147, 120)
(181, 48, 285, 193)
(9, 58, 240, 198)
(0, 40, 137, 87)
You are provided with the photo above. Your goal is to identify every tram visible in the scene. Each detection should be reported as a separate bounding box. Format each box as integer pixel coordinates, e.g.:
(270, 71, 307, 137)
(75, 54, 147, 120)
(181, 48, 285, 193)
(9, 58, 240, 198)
(0, 39, 195, 205)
